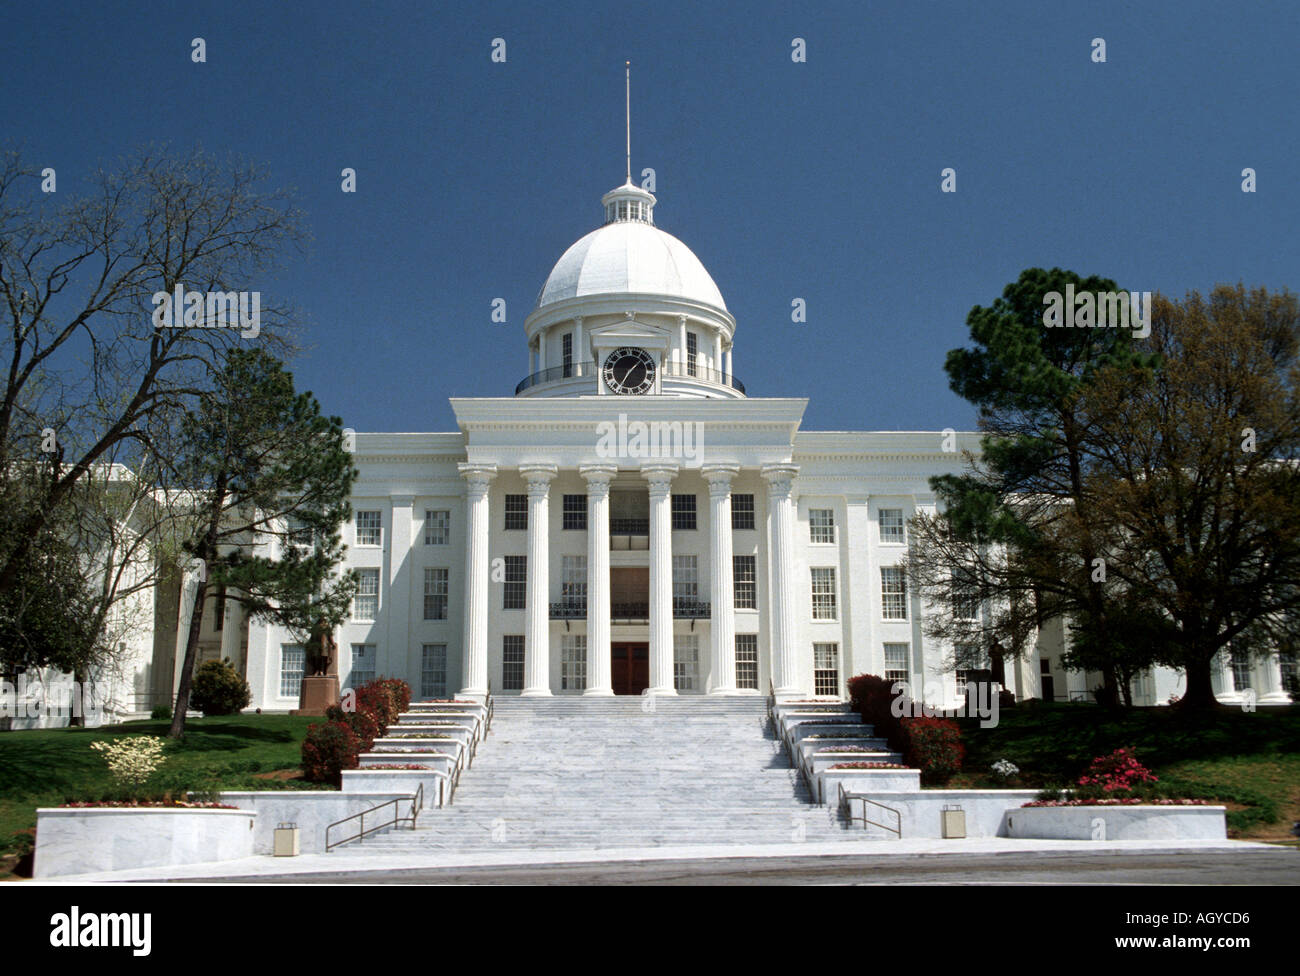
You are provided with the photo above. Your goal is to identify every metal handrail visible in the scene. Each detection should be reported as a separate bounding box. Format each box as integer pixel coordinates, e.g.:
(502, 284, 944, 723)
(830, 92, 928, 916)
(838, 783, 902, 838)
(326, 782, 426, 851)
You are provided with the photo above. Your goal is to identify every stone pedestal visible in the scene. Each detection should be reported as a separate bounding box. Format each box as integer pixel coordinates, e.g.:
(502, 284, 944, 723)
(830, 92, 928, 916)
(291, 675, 339, 716)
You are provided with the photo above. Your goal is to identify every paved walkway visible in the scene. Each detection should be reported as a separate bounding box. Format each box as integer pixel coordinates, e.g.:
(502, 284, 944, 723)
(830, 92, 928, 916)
(30, 838, 1293, 884)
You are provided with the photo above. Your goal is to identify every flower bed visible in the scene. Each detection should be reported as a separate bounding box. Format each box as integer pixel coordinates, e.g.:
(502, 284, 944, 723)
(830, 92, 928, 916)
(828, 762, 908, 770)
(1023, 797, 1212, 808)
(360, 764, 431, 770)
(58, 800, 238, 809)
(816, 745, 882, 754)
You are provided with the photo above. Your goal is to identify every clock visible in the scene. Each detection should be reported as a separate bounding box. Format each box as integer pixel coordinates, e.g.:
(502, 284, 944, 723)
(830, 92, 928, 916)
(602, 347, 656, 395)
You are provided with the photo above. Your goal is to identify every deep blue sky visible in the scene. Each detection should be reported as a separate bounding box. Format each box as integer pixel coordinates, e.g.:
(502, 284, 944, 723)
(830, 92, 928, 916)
(3, 1, 1297, 433)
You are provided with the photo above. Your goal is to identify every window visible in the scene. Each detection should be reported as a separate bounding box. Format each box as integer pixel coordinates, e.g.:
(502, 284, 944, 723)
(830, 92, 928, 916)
(562, 332, 573, 377)
(212, 586, 225, 633)
(351, 644, 376, 686)
(814, 643, 840, 697)
(735, 634, 759, 690)
(1281, 651, 1299, 699)
(561, 634, 587, 691)
(674, 634, 699, 691)
(673, 555, 698, 612)
(881, 567, 907, 619)
(421, 644, 447, 699)
(671, 493, 697, 530)
(354, 568, 379, 620)
(956, 669, 973, 698)
(286, 515, 313, 549)
(811, 567, 837, 620)
(355, 510, 382, 546)
(423, 567, 448, 620)
(279, 646, 305, 697)
(503, 556, 527, 610)
(809, 508, 836, 544)
(562, 494, 587, 530)
(502, 635, 525, 691)
(884, 643, 909, 685)
(952, 568, 979, 620)
(561, 555, 587, 609)
(879, 508, 905, 544)
(733, 555, 757, 609)
(686, 332, 698, 377)
(1230, 649, 1252, 693)
(504, 494, 527, 530)
(731, 493, 755, 530)
(424, 509, 450, 546)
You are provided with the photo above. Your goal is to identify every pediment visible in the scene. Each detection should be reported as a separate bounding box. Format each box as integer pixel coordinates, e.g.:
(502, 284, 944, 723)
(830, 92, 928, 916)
(588, 319, 672, 350)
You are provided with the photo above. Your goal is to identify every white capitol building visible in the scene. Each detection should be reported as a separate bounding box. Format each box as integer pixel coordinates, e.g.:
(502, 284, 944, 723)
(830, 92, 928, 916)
(71, 169, 1296, 721)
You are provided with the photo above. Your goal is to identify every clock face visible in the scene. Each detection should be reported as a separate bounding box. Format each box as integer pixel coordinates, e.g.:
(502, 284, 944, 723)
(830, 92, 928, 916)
(602, 347, 656, 395)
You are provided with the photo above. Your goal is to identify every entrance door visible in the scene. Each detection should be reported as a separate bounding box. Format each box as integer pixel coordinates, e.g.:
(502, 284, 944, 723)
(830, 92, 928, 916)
(611, 642, 650, 695)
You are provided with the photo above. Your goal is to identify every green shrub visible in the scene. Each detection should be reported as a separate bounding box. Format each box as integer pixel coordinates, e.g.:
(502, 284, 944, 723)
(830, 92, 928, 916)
(301, 720, 360, 786)
(190, 660, 251, 716)
(150, 704, 172, 721)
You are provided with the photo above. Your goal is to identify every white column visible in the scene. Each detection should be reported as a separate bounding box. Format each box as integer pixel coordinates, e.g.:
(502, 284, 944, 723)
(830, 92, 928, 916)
(644, 462, 679, 695)
(704, 464, 740, 694)
(581, 464, 617, 695)
(677, 316, 687, 368)
(724, 346, 733, 381)
(458, 463, 496, 697)
(574, 316, 584, 372)
(387, 494, 414, 680)
(219, 591, 244, 674)
(763, 464, 801, 697)
(713, 332, 723, 376)
(521, 464, 557, 695)
(538, 329, 547, 372)
(1257, 650, 1289, 704)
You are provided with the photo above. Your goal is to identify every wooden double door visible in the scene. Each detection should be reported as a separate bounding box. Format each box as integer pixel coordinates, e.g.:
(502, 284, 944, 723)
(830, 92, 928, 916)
(611, 642, 650, 695)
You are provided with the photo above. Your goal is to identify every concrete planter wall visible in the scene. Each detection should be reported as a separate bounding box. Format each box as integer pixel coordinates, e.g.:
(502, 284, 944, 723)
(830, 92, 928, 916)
(816, 767, 921, 804)
(839, 789, 1042, 839)
(359, 750, 460, 768)
(35, 807, 256, 879)
(796, 737, 893, 764)
(379, 726, 473, 748)
(218, 791, 414, 854)
(1005, 804, 1228, 840)
(341, 768, 449, 806)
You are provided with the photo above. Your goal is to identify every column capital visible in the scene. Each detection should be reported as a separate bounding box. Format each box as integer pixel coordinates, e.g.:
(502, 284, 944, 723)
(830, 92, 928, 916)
(761, 463, 799, 495)
(641, 462, 678, 493)
(458, 462, 497, 492)
(702, 463, 741, 493)
(579, 463, 618, 489)
(519, 463, 559, 492)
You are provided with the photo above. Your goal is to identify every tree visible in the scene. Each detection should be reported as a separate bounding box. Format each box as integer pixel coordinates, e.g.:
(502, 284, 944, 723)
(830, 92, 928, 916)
(908, 268, 1158, 703)
(1075, 285, 1300, 708)
(0, 146, 302, 609)
(167, 348, 356, 738)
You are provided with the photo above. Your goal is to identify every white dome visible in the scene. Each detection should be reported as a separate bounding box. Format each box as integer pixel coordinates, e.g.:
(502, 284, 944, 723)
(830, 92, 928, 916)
(535, 221, 727, 311)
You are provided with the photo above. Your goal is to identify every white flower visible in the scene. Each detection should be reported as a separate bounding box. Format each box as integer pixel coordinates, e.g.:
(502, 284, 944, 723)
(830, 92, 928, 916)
(991, 759, 1019, 779)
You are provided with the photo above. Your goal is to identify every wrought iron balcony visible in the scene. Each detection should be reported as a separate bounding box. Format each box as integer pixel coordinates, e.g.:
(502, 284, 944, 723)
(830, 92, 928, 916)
(610, 517, 649, 535)
(552, 600, 712, 622)
(659, 359, 744, 394)
(513, 359, 744, 395)
(549, 600, 588, 619)
(515, 360, 597, 395)
(673, 599, 711, 619)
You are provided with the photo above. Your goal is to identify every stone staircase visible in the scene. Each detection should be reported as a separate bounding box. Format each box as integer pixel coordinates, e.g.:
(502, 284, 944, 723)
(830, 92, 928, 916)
(330, 696, 859, 854)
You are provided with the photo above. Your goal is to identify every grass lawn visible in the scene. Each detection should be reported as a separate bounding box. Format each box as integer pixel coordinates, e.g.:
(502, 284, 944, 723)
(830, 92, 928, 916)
(0, 714, 318, 871)
(950, 702, 1300, 839)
